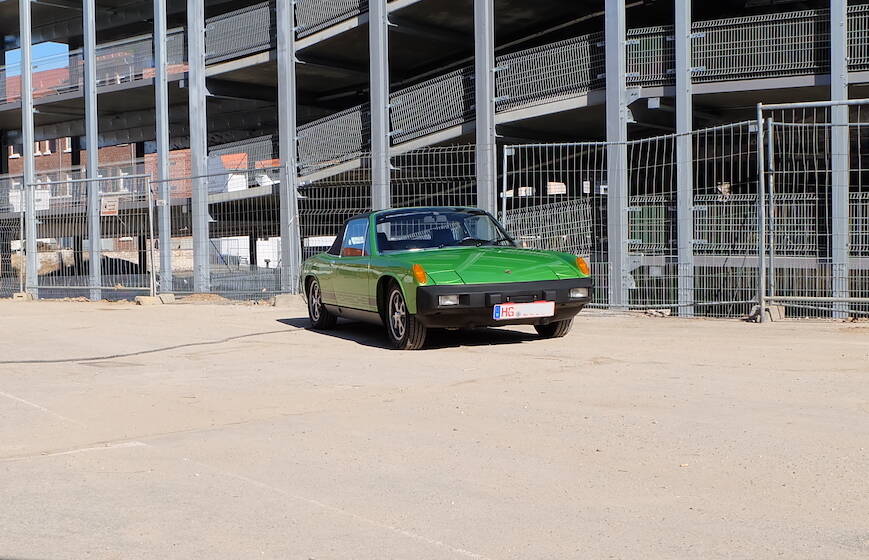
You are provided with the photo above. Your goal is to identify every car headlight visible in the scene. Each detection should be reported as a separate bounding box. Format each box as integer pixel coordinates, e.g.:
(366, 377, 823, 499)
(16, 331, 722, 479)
(438, 295, 460, 307)
(570, 288, 589, 300)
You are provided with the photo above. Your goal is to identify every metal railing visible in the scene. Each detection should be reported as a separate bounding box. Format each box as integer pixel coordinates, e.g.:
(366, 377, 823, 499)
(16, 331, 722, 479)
(206, 1, 275, 64)
(294, 0, 368, 38)
(0, 30, 185, 105)
(299, 6, 869, 174)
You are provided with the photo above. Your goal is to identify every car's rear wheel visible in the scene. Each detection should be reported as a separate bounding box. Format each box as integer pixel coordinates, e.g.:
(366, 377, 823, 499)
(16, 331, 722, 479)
(535, 319, 573, 339)
(385, 284, 427, 350)
(308, 278, 337, 330)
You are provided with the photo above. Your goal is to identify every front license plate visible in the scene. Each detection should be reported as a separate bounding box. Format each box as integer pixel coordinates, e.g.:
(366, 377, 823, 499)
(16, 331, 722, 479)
(493, 301, 556, 321)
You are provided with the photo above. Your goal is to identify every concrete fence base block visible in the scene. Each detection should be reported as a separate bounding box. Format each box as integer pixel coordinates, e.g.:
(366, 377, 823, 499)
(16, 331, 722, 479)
(748, 305, 787, 323)
(135, 296, 162, 306)
(272, 294, 300, 308)
(158, 293, 176, 304)
(12, 292, 34, 301)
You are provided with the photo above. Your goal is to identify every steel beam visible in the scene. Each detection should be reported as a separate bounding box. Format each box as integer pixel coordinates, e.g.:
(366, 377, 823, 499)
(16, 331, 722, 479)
(831, 0, 849, 318)
(675, 0, 694, 317)
(84, 0, 101, 301)
(155, 0, 172, 293)
(474, 0, 497, 215)
(188, 0, 209, 292)
(277, 0, 302, 293)
(21, 0, 38, 298)
(605, 0, 629, 310)
(369, 0, 391, 210)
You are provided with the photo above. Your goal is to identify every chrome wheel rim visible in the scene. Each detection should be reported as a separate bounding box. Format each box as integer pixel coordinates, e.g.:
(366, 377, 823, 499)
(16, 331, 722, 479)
(309, 281, 322, 322)
(388, 290, 407, 340)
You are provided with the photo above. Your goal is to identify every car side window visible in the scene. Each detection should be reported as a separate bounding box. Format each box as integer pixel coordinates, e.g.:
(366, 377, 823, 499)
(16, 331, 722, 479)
(341, 218, 369, 257)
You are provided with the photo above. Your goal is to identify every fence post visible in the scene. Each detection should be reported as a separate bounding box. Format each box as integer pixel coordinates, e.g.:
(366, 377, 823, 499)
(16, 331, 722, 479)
(605, 0, 629, 310)
(20, 0, 38, 298)
(188, 0, 210, 293)
(675, 0, 694, 317)
(278, 0, 302, 293)
(475, 0, 497, 215)
(84, 0, 102, 301)
(831, 0, 850, 318)
(154, 0, 173, 293)
(369, 0, 391, 211)
(756, 106, 768, 323)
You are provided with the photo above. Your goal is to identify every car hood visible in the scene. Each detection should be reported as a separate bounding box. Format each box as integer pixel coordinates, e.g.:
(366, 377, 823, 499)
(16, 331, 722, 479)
(389, 247, 580, 284)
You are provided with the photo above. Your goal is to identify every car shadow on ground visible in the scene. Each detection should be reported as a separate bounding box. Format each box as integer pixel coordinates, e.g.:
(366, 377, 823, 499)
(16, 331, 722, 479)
(277, 317, 539, 350)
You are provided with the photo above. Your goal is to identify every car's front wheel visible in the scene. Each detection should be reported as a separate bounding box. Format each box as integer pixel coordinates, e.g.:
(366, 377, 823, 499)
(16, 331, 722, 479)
(385, 284, 427, 350)
(535, 319, 573, 339)
(308, 278, 337, 330)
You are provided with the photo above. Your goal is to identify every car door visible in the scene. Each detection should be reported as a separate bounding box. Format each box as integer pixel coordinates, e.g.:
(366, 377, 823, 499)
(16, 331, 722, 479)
(333, 217, 373, 310)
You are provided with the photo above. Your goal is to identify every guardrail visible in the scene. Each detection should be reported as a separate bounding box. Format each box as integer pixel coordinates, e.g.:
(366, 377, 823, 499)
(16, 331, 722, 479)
(298, 5, 869, 174)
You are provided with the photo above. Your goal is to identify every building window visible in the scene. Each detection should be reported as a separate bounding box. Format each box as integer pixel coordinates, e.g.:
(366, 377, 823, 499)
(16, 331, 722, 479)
(45, 140, 56, 154)
(34, 142, 42, 156)
(63, 138, 72, 153)
(9, 145, 21, 159)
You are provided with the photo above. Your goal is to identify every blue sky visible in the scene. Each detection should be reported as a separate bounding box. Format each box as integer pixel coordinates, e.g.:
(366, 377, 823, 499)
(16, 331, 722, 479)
(5, 42, 69, 76)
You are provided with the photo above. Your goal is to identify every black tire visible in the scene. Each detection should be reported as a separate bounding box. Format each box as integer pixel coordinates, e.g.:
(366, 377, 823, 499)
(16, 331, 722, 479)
(384, 284, 427, 350)
(307, 278, 337, 330)
(535, 319, 573, 339)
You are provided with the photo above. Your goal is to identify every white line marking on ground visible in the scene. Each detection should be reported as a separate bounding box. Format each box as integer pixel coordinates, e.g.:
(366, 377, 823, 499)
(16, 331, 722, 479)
(1, 441, 148, 462)
(0, 390, 87, 427)
(182, 457, 493, 560)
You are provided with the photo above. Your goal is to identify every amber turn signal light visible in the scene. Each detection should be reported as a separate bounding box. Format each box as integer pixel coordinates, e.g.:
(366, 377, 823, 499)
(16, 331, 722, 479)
(412, 264, 428, 284)
(575, 257, 590, 276)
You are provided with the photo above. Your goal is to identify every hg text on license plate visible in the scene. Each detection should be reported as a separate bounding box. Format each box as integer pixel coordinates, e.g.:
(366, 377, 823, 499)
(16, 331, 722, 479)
(493, 301, 556, 321)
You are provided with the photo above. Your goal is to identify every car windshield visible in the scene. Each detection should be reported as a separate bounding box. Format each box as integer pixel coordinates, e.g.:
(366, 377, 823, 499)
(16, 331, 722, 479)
(375, 209, 515, 253)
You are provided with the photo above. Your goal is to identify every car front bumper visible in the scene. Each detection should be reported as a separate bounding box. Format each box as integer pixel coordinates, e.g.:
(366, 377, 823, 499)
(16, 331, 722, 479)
(415, 277, 593, 329)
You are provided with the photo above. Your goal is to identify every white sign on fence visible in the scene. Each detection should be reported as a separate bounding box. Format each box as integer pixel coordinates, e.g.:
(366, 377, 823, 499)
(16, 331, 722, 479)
(100, 195, 120, 216)
(9, 187, 51, 213)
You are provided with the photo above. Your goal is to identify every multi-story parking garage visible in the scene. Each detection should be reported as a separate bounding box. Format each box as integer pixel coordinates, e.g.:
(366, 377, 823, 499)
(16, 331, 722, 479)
(0, 1, 866, 318)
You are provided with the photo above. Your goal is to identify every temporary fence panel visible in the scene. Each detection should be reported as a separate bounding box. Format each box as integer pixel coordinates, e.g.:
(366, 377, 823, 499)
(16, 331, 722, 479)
(0, 175, 24, 297)
(27, 173, 155, 299)
(692, 122, 761, 318)
(501, 143, 610, 306)
(503, 122, 761, 317)
(763, 102, 869, 319)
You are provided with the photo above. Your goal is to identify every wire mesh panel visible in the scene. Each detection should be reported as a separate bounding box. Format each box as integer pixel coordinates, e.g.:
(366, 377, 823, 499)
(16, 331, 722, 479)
(502, 143, 609, 305)
(298, 160, 372, 260)
(626, 25, 674, 87)
(693, 10, 829, 83)
(0, 175, 24, 297)
(295, 0, 367, 38)
(28, 174, 155, 299)
(203, 167, 284, 298)
(495, 32, 605, 114)
(298, 105, 371, 175)
(390, 69, 475, 144)
(626, 134, 678, 311)
(763, 103, 869, 319)
(692, 122, 760, 318)
(206, 1, 275, 64)
(390, 146, 476, 209)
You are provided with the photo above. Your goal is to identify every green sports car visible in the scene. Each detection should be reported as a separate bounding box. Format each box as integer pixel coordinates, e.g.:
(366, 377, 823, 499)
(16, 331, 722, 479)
(301, 207, 593, 350)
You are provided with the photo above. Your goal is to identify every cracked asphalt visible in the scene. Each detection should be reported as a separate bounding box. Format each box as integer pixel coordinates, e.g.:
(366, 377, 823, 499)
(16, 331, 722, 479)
(1, 299, 868, 559)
